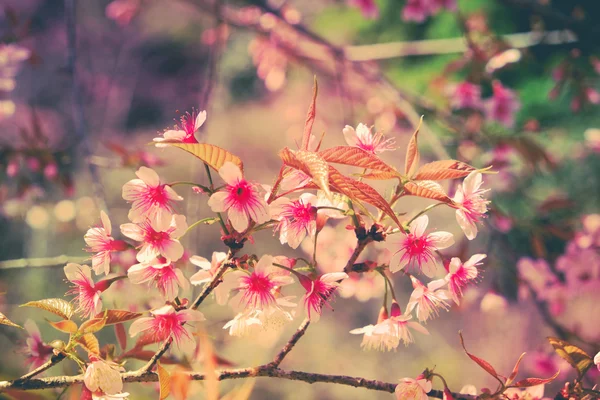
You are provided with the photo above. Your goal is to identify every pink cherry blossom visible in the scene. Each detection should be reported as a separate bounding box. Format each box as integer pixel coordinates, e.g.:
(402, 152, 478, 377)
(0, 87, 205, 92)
(127, 257, 188, 300)
(129, 305, 204, 346)
(189, 252, 243, 305)
(484, 81, 521, 128)
(503, 384, 547, 400)
(279, 169, 312, 191)
(342, 123, 396, 154)
(402, 0, 430, 22)
(350, 307, 399, 351)
(122, 167, 183, 227)
(120, 214, 187, 263)
(445, 254, 485, 304)
(383, 309, 430, 347)
(348, 0, 379, 19)
(450, 82, 483, 110)
(452, 171, 490, 240)
(64, 263, 105, 318)
(236, 255, 293, 310)
(223, 310, 263, 337)
(299, 272, 348, 321)
(207, 162, 269, 232)
(395, 377, 432, 400)
(391, 215, 454, 277)
(153, 109, 206, 145)
(406, 276, 450, 321)
(23, 320, 54, 370)
(83, 358, 126, 397)
(84, 211, 127, 275)
(270, 193, 318, 249)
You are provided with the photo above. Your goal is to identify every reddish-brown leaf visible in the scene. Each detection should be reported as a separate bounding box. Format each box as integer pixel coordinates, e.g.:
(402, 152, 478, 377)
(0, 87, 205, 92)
(404, 181, 453, 204)
(459, 332, 502, 382)
(279, 147, 331, 199)
(327, 166, 401, 227)
(94, 310, 142, 325)
(301, 77, 318, 151)
(506, 352, 526, 385)
(318, 146, 398, 176)
(358, 170, 402, 180)
(47, 319, 78, 334)
(404, 117, 422, 177)
(114, 323, 127, 351)
(511, 370, 560, 388)
(413, 160, 477, 181)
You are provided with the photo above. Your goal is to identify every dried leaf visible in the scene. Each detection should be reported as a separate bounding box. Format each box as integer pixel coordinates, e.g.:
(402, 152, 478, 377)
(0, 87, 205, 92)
(94, 310, 142, 325)
(115, 323, 127, 351)
(318, 146, 398, 176)
(21, 299, 75, 320)
(413, 160, 477, 181)
(459, 332, 502, 382)
(199, 330, 219, 400)
(0, 311, 22, 329)
(47, 319, 78, 334)
(547, 337, 593, 377)
(511, 370, 560, 388)
(157, 362, 172, 400)
(279, 147, 331, 200)
(76, 333, 100, 355)
(164, 143, 243, 173)
(506, 352, 527, 386)
(404, 117, 423, 177)
(78, 316, 107, 335)
(404, 181, 453, 204)
(327, 166, 401, 227)
(221, 380, 256, 400)
(301, 77, 318, 151)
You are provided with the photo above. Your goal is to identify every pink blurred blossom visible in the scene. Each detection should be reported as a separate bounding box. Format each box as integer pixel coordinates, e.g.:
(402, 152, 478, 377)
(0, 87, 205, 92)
(450, 82, 483, 110)
(484, 81, 521, 128)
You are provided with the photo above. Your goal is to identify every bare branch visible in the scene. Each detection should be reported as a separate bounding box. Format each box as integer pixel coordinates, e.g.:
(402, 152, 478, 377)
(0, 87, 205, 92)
(269, 318, 311, 368)
(16, 353, 66, 381)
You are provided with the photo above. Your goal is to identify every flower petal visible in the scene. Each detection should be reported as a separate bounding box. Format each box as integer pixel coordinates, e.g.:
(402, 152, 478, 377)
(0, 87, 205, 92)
(410, 215, 429, 237)
(218, 162, 242, 186)
(136, 166, 160, 187)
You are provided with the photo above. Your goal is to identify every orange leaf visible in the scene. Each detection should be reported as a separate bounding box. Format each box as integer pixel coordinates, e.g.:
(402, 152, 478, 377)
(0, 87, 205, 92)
(404, 116, 423, 177)
(171, 367, 192, 400)
(279, 147, 331, 200)
(78, 316, 107, 335)
(413, 160, 477, 181)
(301, 77, 318, 151)
(157, 362, 172, 400)
(21, 298, 75, 320)
(404, 181, 453, 204)
(511, 370, 560, 388)
(318, 146, 398, 176)
(164, 143, 243, 172)
(327, 166, 401, 227)
(76, 333, 100, 355)
(94, 310, 142, 325)
(358, 170, 402, 180)
(199, 330, 219, 400)
(47, 319, 78, 334)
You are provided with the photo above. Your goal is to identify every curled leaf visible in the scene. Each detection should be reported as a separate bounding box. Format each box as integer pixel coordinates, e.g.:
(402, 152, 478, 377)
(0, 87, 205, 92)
(511, 371, 560, 388)
(301, 77, 318, 151)
(0, 312, 22, 329)
(404, 116, 423, 177)
(21, 298, 75, 320)
(47, 319, 78, 334)
(78, 316, 107, 335)
(164, 143, 243, 173)
(506, 352, 526, 386)
(413, 160, 477, 181)
(115, 323, 127, 351)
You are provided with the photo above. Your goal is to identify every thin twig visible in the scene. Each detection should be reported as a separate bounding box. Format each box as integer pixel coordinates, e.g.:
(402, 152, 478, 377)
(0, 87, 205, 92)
(16, 353, 66, 381)
(269, 318, 311, 368)
(0, 364, 477, 399)
(0, 255, 88, 270)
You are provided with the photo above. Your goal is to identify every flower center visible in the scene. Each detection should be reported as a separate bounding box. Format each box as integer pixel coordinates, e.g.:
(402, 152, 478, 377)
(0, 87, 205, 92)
(229, 181, 254, 205)
(241, 272, 276, 308)
(146, 227, 170, 245)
